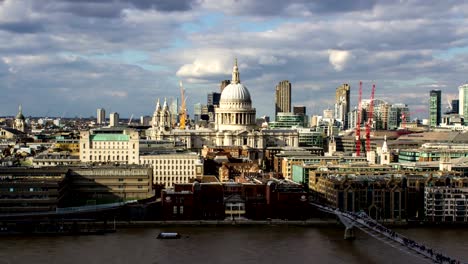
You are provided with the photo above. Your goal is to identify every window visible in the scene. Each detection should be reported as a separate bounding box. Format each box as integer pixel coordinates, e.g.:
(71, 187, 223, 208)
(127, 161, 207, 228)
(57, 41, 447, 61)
(173, 206, 177, 214)
(118, 178, 124, 182)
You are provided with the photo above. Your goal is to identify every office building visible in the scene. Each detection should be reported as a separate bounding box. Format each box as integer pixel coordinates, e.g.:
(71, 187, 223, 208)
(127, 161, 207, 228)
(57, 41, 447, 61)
(459, 84, 468, 122)
(109, 112, 119, 127)
(293, 106, 306, 116)
(207, 92, 221, 106)
(275, 80, 291, 117)
(334, 84, 351, 129)
(79, 127, 140, 164)
(140, 152, 204, 187)
(429, 90, 442, 127)
(220, 80, 231, 93)
(97, 108, 106, 125)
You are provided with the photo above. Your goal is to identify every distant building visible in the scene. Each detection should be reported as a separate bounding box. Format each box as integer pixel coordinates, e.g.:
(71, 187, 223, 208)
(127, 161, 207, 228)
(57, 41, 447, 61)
(109, 112, 119, 127)
(207, 92, 221, 107)
(140, 152, 204, 187)
(429, 90, 442, 127)
(79, 127, 140, 164)
(459, 84, 468, 123)
(13, 105, 26, 132)
(220, 80, 231, 93)
(451, 99, 460, 114)
(275, 80, 291, 117)
(140, 115, 151, 126)
(334, 84, 351, 129)
(269, 112, 306, 128)
(293, 106, 306, 116)
(323, 109, 334, 120)
(97, 108, 105, 125)
(193, 103, 202, 123)
(0, 167, 68, 213)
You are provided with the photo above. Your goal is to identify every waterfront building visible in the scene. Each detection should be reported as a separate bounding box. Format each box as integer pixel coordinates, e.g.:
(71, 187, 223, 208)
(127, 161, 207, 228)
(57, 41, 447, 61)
(140, 152, 204, 187)
(275, 80, 291, 117)
(334, 84, 351, 129)
(79, 127, 140, 164)
(425, 183, 468, 222)
(0, 167, 68, 213)
(429, 90, 442, 127)
(68, 165, 153, 204)
(97, 108, 106, 125)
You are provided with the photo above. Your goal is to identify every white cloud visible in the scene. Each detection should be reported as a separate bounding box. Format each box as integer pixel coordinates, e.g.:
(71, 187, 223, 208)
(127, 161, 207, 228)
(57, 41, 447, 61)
(176, 58, 231, 78)
(328, 49, 353, 71)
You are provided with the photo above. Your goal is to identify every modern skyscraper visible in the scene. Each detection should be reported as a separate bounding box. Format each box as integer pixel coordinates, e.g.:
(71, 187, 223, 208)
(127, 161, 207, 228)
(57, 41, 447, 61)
(207, 92, 221, 106)
(109, 112, 119, 127)
(193, 103, 202, 123)
(459, 84, 468, 122)
(275, 80, 291, 117)
(97, 108, 105, 125)
(451, 99, 459, 114)
(334, 84, 350, 129)
(429, 90, 442, 127)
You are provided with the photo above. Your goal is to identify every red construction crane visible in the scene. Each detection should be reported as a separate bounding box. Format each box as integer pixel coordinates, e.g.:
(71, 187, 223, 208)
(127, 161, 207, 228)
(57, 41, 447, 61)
(365, 84, 376, 153)
(355, 81, 362, 156)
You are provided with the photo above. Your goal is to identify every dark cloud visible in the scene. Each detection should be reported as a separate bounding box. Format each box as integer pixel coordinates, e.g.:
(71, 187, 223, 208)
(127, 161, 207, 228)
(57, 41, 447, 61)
(40, 0, 199, 18)
(0, 21, 44, 33)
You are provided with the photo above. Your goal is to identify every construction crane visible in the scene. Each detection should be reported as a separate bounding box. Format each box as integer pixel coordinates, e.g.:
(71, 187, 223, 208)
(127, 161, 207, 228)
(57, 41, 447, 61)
(365, 84, 376, 153)
(128, 114, 133, 126)
(355, 81, 363, 156)
(179, 81, 187, 130)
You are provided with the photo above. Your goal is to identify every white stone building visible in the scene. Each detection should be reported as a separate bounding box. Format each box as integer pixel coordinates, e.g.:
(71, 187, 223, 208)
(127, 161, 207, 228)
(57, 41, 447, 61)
(79, 128, 140, 164)
(140, 152, 203, 187)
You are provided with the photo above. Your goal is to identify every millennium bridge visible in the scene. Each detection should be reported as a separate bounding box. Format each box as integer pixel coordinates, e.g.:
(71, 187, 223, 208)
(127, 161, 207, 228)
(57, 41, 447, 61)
(311, 202, 464, 264)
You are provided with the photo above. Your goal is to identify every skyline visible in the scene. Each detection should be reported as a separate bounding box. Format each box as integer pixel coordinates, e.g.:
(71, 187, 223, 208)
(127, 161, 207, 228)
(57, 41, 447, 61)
(1, 0, 467, 118)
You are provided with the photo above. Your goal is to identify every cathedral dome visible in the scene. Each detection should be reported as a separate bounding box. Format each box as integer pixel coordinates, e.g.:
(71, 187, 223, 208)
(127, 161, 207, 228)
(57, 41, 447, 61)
(219, 59, 252, 108)
(220, 83, 251, 102)
(16, 105, 25, 120)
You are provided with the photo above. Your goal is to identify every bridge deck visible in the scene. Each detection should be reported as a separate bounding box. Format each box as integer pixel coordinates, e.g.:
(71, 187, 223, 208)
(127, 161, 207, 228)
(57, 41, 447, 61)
(311, 202, 465, 264)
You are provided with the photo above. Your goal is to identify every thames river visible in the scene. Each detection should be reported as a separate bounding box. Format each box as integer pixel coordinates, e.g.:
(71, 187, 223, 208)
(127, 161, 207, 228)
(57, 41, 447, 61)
(0, 226, 467, 264)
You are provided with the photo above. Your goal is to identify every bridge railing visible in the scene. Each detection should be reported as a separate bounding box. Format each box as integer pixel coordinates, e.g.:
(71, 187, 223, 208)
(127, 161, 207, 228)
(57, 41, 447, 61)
(310, 202, 464, 264)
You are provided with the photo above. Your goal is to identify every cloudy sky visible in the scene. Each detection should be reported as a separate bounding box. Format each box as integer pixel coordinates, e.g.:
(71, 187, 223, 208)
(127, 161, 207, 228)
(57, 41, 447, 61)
(0, 0, 467, 119)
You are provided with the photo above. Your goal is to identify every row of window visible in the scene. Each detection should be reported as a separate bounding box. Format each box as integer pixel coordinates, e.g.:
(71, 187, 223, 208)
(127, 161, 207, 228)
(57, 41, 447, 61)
(84, 150, 133, 154)
(142, 159, 197, 165)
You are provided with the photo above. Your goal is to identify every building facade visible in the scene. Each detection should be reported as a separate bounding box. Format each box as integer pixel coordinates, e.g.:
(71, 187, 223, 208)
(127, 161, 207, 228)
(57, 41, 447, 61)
(215, 60, 256, 131)
(275, 80, 291, 117)
(109, 112, 119, 127)
(334, 84, 351, 129)
(429, 90, 442, 127)
(97, 108, 106, 125)
(459, 84, 468, 124)
(140, 152, 204, 187)
(79, 128, 140, 164)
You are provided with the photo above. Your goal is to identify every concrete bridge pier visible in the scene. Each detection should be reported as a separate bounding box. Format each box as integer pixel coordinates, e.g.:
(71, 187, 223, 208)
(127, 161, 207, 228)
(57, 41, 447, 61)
(344, 227, 355, 240)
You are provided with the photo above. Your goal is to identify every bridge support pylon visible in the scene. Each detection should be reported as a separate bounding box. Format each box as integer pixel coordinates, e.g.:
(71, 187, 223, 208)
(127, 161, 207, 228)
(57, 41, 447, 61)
(344, 227, 355, 240)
